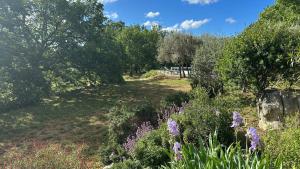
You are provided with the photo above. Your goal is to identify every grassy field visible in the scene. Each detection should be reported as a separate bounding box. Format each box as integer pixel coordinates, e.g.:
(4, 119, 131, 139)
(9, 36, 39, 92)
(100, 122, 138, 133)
(0, 77, 191, 166)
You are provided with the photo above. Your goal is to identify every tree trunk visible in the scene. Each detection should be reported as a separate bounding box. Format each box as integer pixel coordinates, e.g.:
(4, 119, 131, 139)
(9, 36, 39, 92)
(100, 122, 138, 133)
(182, 65, 186, 78)
(130, 65, 133, 76)
(179, 66, 182, 78)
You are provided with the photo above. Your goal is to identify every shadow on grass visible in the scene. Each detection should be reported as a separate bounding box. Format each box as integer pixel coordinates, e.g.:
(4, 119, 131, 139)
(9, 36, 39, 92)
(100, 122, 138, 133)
(0, 78, 190, 160)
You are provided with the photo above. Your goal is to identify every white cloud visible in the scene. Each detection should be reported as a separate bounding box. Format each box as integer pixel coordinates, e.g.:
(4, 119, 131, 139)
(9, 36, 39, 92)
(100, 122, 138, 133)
(98, 0, 118, 4)
(183, 0, 218, 5)
(146, 11, 160, 18)
(143, 21, 159, 27)
(180, 19, 210, 30)
(105, 12, 119, 19)
(162, 24, 182, 32)
(225, 17, 236, 24)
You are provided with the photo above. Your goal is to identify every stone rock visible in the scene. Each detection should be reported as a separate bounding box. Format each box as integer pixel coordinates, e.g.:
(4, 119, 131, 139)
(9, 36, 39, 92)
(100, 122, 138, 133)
(258, 89, 300, 130)
(281, 91, 299, 116)
(258, 90, 284, 130)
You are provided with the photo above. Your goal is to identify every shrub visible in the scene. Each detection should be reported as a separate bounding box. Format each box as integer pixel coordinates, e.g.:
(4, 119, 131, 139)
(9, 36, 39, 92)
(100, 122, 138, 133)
(99, 143, 127, 165)
(132, 129, 170, 168)
(111, 159, 143, 169)
(264, 114, 300, 168)
(160, 92, 190, 108)
(177, 88, 234, 146)
(101, 102, 157, 165)
(162, 133, 282, 169)
(107, 102, 157, 144)
(218, 22, 300, 97)
(2, 143, 96, 169)
(141, 70, 161, 79)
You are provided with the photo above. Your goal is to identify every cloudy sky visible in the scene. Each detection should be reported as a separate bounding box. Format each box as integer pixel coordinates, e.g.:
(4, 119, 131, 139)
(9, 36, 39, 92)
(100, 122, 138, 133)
(103, 0, 275, 36)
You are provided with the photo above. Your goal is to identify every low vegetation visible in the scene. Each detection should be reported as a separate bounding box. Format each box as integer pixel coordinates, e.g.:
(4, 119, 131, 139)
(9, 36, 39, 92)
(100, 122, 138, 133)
(0, 0, 299, 168)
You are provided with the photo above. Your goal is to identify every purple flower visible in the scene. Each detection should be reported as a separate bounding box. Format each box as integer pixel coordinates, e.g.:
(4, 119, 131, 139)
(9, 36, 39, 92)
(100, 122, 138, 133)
(173, 142, 181, 154)
(123, 136, 136, 153)
(173, 142, 182, 161)
(231, 111, 243, 128)
(136, 122, 153, 139)
(123, 122, 153, 153)
(246, 127, 260, 151)
(167, 119, 180, 136)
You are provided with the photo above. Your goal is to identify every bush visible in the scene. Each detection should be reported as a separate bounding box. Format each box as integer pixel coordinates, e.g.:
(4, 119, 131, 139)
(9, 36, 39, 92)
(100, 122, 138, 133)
(101, 102, 157, 165)
(107, 102, 157, 144)
(99, 143, 127, 165)
(160, 92, 190, 108)
(162, 133, 282, 169)
(218, 22, 300, 97)
(2, 143, 96, 169)
(141, 70, 161, 79)
(264, 115, 300, 168)
(132, 129, 170, 168)
(126, 88, 235, 168)
(177, 88, 234, 146)
(111, 159, 143, 169)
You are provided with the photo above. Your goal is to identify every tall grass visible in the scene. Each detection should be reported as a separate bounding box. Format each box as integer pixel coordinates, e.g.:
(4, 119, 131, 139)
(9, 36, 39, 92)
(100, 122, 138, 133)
(2, 142, 99, 169)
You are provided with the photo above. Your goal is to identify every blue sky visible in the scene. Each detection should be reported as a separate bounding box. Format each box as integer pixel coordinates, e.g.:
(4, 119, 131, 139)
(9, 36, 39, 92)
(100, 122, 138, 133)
(102, 0, 275, 36)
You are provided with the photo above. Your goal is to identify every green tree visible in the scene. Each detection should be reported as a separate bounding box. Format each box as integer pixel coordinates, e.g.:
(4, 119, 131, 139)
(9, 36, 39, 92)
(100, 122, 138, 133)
(218, 23, 300, 97)
(218, 0, 300, 97)
(157, 32, 200, 78)
(0, 0, 123, 108)
(191, 35, 226, 97)
(117, 25, 160, 76)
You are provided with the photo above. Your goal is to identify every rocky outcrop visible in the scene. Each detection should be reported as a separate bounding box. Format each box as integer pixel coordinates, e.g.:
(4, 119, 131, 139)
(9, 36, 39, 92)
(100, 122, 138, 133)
(258, 89, 300, 130)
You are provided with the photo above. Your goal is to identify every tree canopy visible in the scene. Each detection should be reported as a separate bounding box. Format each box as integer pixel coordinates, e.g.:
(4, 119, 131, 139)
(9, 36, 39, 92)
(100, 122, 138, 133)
(0, 0, 123, 108)
(157, 32, 201, 78)
(218, 0, 300, 97)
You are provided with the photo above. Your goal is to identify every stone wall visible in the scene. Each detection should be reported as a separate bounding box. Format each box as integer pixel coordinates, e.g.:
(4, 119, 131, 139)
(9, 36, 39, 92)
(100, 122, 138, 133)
(257, 89, 300, 130)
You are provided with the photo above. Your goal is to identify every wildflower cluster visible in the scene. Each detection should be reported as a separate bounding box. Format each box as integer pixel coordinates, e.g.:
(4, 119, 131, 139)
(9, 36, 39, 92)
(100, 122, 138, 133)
(123, 122, 153, 153)
(173, 142, 182, 161)
(158, 102, 187, 125)
(167, 119, 180, 136)
(231, 111, 243, 128)
(167, 118, 182, 160)
(230, 111, 260, 151)
(246, 127, 260, 151)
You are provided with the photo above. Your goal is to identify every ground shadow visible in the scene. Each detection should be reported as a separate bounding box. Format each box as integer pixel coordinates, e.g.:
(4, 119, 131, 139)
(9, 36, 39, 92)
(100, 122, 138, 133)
(0, 78, 190, 160)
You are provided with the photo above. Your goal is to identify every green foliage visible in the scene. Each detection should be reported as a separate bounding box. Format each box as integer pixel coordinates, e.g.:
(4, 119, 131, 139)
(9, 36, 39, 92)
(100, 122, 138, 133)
(191, 35, 226, 97)
(117, 26, 160, 75)
(162, 133, 282, 169)
(218, 0, 300, 96)
(264, 115, 300, 168)
(177, 88, 234, 146)
(111, 159, 143, 169)
(260, 0, 300, 25)
(141, 70, 162, 79)
(218, 22, 300, 96)
(3, 144, 96, 169)
(160, 91, 190, 108)
(99, 143, 127, 165)
(0, 0, 124, 110)
(132, 130, 170, 168)
(157, 32, 201, 78)
(101, 102, 157, 164)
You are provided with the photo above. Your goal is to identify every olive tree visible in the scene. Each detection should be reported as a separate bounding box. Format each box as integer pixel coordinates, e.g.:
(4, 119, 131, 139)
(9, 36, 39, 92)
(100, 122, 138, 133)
(157, 32, 200, 78)
(191, 35, 226, 97)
